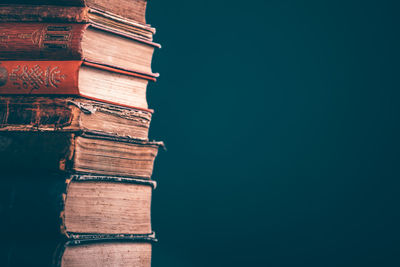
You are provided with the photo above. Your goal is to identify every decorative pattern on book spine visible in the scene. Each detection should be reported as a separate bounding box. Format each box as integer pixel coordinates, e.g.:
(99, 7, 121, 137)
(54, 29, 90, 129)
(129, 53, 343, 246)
(0, 61, 81, 95)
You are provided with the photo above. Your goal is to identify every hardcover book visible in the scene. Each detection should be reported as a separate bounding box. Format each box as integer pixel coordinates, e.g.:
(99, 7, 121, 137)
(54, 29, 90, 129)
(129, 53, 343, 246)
(0, 96, 152, 140)
(0, 173, 156, 267)
(0, 61, 153, 109)
(1, 0, 149, 25)
(0, 23, 159, 76)
(0, 131, 162, 179)
(2, 238, 155, 267)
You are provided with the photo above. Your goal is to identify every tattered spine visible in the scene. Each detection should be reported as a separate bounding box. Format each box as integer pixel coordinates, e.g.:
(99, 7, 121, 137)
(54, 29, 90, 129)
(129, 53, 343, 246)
(0, 96, 152, 140)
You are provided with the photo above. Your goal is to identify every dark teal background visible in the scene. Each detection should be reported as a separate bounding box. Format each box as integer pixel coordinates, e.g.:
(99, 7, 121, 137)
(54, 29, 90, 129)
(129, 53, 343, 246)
(147, 1, 400, 266)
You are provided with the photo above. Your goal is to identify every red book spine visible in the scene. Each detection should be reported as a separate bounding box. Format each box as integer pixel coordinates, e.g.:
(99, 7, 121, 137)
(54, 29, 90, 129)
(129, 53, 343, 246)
(0, 23, 87, 60)
(0, 61, 81, 95)
(0, 5, 89, 23)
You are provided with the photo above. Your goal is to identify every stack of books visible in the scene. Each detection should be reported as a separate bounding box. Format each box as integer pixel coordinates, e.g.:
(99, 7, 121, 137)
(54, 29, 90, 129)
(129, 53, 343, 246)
(0, 1, 162, 266)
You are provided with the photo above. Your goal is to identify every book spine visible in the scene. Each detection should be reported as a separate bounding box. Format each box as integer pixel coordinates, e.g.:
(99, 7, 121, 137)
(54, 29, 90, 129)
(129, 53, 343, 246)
(0, 173, 68, 240)
(0, 97, 79, 131)
(0, 96, 153, 139)
(0, 61, 81, 95)
(0, 5, 89, 23)
(0, 23, 87, 60)
(0, 132, 75, 173)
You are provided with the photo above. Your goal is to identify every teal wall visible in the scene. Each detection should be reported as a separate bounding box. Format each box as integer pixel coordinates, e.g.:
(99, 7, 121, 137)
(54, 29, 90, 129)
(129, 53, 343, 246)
(148, 1, 400, 266)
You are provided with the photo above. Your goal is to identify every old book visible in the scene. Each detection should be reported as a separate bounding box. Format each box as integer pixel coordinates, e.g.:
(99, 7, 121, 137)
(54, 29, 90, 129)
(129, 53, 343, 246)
(0, 96, 152, 140)
(0, 23, 159, 76)
(61, 240, 153, 267)
(0, 172, 156, 266)
(0, 5, 155, 41)
(1, 0, 149, 25)
(0, 61, 153, 109)
(0, 173, 156, 236)
(0, 131, 162, 179)
(2, 238, 154, 267)
(2, 239, 154, 267)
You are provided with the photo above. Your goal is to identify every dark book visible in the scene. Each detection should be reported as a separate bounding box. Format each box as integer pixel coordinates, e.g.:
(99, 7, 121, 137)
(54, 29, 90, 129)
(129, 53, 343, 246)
(0, 172, 156, 267)
(0, 96, 152, 140)
(2, 238, 154, 267)
(0, 131, 162, 179)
